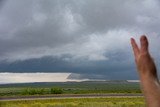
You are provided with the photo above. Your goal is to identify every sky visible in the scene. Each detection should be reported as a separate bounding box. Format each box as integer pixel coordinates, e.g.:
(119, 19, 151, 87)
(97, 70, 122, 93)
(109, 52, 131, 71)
(1, 0, 160, 83)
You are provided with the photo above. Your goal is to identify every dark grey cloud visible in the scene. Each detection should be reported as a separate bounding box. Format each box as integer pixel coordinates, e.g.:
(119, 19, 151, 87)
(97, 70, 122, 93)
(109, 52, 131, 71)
(0, 55, 137, 80)
(0, 0, 160, 79)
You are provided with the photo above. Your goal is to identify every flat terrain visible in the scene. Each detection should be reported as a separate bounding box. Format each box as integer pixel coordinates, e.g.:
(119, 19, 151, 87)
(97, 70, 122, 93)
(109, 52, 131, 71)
(0, 81, 141, 97)
(0, 81, 145, 107)
(0, 97, 145, 107)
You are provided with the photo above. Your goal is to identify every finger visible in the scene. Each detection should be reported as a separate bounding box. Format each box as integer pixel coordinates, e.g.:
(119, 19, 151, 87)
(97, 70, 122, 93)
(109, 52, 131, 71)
(131, 38, 140, 57)
(140, 35, 149, 53)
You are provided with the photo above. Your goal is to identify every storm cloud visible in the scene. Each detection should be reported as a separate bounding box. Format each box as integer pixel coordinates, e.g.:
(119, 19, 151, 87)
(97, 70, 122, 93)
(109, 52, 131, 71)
(0, 0, 160, 80)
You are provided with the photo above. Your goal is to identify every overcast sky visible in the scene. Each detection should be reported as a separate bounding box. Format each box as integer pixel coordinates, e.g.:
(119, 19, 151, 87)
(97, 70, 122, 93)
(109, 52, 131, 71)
(0, 0, 160, 81)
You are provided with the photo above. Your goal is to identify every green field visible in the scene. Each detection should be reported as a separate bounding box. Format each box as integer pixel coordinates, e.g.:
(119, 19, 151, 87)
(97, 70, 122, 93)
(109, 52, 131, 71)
(0, 97, 145, 107)
(0, 81, 145, 107)
(0, 81, 141, 97)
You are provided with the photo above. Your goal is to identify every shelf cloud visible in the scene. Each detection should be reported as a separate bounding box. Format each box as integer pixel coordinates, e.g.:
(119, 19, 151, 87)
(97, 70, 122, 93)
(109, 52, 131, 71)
(0, 0, 160, 80)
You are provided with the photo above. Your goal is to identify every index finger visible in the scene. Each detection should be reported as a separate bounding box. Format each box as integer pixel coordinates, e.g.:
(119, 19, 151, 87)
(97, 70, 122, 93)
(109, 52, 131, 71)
(131, 38, 140, 57)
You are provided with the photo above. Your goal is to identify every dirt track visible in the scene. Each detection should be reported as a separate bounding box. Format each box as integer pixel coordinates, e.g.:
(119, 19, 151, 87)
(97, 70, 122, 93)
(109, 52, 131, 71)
(0, 94, 143, 101)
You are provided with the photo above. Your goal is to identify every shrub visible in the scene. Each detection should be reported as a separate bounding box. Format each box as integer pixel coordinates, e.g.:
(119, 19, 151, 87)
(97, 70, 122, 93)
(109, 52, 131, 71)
(21, 88, 45, 95)
(50, 87, 63, 94)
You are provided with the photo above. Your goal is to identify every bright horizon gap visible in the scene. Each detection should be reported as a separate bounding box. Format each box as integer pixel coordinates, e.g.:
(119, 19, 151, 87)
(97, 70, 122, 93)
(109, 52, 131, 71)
(0, 72, 139, 84)
(0, 72, 89, 84)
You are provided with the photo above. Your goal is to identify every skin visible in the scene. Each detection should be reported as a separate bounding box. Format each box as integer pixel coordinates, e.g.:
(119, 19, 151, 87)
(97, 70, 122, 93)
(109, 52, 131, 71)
(131, 35, 160, 107)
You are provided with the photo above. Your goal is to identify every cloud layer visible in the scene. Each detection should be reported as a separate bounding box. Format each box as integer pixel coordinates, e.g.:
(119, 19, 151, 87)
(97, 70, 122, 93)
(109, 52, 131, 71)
(0, 0, 160, 80)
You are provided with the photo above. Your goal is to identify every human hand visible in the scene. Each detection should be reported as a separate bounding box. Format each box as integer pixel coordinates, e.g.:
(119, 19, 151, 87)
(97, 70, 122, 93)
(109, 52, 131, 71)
(131, 35, 160, 107)
(131, 35, 157, 78)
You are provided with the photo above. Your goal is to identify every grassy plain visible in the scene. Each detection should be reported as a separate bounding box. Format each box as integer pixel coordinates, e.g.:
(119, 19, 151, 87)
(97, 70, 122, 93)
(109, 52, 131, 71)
(0, 97, 145, 107)
(0, 81, 145, 107)
(0, 81, 141, 97)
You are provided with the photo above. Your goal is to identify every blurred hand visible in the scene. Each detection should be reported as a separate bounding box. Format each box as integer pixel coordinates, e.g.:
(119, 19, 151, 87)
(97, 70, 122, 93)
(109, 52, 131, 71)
(131, 35, 157, 78)
(131, 35, 160, 107)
